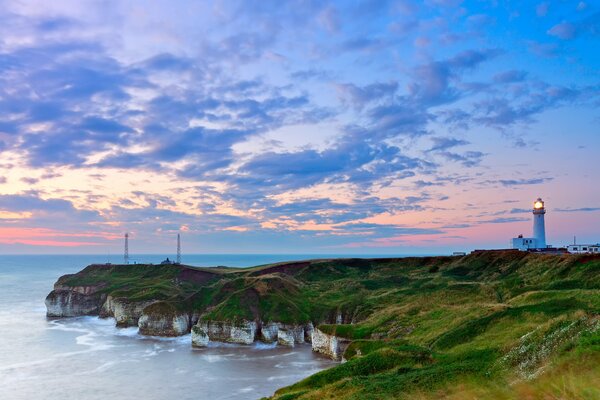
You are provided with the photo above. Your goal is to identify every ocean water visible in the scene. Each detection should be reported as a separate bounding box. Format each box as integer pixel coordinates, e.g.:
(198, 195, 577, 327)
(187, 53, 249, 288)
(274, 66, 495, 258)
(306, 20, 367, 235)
(0, 254, 376, 400)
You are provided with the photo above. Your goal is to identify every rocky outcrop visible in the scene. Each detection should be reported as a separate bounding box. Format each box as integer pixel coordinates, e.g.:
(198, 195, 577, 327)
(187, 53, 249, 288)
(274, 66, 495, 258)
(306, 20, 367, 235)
(260, 322, 280, 343)
(311, 327, 350, 360)
(45, 276, 346, 358)
(46, 287, 157, 329)
(277, 324, 305, 346)
(192, 320, 315, 347)
(45, 290, 105, 317)
(44, 264, 355, 358)
(193, 320, 257, 345)
(138, 302, 190, 336)
(53, 284, 105, 296)
(100, 296, 156, 327)
(259, 322, 313, 346)
(191, 325, 210, 347)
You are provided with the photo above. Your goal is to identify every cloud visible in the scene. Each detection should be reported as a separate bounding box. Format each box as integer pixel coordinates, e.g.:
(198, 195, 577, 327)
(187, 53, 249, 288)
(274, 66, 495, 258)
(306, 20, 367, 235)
(492, 70, 528, 83)
(364, 104, 432, 138)
(407, 49, 501, 106)
(439, 151, 485, 167)
(20, 177, 39, 185)
(442, 223, 471, 229)
(527, 40, 560, 57)
(426, 137, 469, 152)
(262, 196, 422, 227)
(140, 53, 196, 71)
(0, 193, 103, 238)
(555, 207, 600, 213)
(472, 84, 582, 128)
(230, 137, 425, 193)
(0, 1, 597, 252)
(336, 82, 398, 109)
(290, 69, 333, 81)
(341, 223, 443, 236)
(498, 178, 553, 186)
(339, 37, 387, 53)
(547, 21, 577, 40)
(510, 208, 530, 214)
(482, 217, 529, 224)
(547, 12, 600, 40)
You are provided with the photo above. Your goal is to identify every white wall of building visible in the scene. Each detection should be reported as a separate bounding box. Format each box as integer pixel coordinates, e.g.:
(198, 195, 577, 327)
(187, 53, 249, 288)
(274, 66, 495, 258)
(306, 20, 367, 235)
(512, 237, 538, 251)
(567, 244, 600, 254)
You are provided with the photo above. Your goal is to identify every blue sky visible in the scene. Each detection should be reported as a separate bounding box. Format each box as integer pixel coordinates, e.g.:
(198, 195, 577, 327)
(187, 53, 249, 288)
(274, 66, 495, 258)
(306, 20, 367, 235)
(0, 0, 598, 254)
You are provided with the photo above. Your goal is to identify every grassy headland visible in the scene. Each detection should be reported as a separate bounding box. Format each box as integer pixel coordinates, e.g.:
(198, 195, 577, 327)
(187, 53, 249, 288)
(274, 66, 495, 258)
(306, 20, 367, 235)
(54, 251, 600, 399)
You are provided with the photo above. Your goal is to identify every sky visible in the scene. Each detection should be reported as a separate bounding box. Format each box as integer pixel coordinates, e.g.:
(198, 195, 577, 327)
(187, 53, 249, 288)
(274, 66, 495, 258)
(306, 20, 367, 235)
(0, 0, 598, 255)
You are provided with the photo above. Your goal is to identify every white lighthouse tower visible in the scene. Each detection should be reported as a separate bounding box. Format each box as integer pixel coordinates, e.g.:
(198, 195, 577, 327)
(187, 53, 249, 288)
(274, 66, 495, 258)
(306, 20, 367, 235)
(511, 197, 548, 251)
(532, 198, 546, 249)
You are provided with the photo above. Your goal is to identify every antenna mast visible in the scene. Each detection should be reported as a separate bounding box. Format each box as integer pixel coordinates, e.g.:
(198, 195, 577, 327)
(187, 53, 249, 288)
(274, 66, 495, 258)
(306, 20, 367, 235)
(124, 233, 129, 265)
(176, 233, 181, 264)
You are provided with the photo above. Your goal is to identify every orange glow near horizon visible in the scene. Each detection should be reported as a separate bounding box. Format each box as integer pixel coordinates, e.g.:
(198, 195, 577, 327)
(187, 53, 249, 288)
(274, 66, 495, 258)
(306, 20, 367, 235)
(0, 227, 121, 247)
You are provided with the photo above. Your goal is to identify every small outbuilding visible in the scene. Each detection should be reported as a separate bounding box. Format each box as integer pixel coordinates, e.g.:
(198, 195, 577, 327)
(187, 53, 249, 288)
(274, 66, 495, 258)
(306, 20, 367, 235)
(567, 244, 600, 254)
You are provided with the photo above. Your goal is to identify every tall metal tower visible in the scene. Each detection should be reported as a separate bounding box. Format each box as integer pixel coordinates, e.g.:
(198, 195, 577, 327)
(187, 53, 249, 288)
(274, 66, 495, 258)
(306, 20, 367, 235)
(124, 233, 129, 265)
(176, 233, 181, 264)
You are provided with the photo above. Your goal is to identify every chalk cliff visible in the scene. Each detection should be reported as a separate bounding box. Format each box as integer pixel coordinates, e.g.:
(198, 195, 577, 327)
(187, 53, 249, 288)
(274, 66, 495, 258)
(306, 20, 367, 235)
(45, 289, 105, 317)
(260, 322, 313, 347)
(44, 261, 373, 360)
(100, 295, 157, 327)
(311, 327, 350, 360)
(192, 320, 257, 345)
(138, 302, 191, 336)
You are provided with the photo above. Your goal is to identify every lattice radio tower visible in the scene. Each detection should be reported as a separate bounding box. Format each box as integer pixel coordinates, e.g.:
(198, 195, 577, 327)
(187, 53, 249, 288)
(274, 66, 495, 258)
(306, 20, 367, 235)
(176, 233, 181, 264)
(124, 233, 129, 265)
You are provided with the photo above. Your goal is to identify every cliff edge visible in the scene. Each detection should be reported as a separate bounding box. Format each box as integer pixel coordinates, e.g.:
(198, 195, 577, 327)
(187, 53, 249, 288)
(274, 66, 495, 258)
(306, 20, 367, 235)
(46, 252, 600, 399)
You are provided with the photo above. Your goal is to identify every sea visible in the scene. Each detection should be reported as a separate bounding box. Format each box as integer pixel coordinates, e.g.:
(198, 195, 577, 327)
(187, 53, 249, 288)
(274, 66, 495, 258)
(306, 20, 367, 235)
(0, 254, 398, 400)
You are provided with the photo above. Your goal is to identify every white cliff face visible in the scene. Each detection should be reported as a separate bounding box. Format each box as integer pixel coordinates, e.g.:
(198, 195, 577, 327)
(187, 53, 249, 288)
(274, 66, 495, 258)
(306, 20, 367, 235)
(195, 320, 257, 345)
(191, 325, 209, 347)
(100, 296, 156, 327)
(191, 320, 315, 347)
(53, 285, 103, 296)
(312, 327, 349, 360)
(138, 311, 190, 337)
(259, 322, 311, 346)
(45, 290, 104, 317)
(260, 322, 279, 343)
(172, 315, 190, 335)
(277, 325, 305, 347)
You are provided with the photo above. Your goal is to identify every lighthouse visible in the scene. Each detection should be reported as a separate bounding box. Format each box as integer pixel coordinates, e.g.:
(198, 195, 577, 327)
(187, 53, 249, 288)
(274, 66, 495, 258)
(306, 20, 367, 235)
(511, 197, 549, 251)
(532, 198, 546, 249)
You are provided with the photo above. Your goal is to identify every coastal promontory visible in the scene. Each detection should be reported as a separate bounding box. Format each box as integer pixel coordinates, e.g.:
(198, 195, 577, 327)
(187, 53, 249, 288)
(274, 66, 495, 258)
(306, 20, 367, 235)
(46, 252, 600, 399)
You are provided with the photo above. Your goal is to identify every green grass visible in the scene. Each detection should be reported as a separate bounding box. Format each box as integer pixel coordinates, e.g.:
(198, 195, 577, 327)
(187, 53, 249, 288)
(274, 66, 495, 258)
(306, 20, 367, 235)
(53, 251, 600, 399)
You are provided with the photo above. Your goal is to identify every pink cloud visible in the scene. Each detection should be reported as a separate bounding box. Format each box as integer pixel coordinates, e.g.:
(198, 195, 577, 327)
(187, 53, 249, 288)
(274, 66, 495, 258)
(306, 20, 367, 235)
(0, 227, 119, 247)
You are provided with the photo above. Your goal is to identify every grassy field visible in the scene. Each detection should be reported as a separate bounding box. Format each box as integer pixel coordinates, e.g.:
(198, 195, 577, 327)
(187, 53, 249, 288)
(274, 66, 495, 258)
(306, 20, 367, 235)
(55, 251, 600, 399)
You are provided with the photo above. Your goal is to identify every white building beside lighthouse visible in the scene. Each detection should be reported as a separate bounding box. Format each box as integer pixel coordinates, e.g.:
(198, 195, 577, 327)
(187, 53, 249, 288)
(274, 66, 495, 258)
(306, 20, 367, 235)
(511, 198, 549, 251)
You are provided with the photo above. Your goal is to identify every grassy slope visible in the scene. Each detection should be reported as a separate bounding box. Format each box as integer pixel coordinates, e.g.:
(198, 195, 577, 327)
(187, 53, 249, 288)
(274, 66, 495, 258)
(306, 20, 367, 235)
(268, 252, 600, 399)
(56, 252, 600, 399)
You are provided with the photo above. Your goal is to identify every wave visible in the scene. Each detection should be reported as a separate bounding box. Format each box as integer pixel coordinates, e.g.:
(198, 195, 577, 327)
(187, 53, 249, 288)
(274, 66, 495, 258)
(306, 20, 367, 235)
(253, 342, 278, 350)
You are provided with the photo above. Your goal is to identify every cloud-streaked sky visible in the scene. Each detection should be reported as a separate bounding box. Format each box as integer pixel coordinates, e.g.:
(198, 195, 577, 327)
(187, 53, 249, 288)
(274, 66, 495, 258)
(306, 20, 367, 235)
(0, 0, 598, 254)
